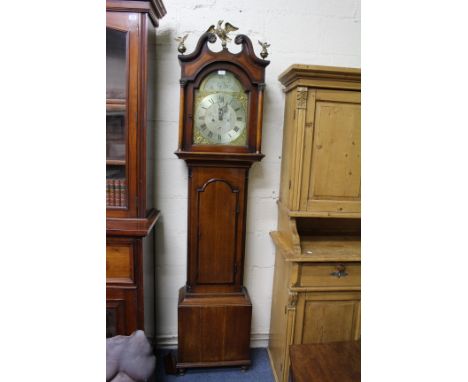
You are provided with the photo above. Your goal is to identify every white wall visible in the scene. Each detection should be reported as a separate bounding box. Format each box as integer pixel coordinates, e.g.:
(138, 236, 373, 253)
(154, 0, 361, 347)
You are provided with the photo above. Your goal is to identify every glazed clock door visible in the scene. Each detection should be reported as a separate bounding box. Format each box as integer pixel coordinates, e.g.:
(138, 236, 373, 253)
(187, 166, 247, 293)
(106, 12, 140, 217)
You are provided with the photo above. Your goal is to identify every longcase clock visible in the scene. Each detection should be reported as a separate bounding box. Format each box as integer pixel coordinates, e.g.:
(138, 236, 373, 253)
(174, 26, 270, 372)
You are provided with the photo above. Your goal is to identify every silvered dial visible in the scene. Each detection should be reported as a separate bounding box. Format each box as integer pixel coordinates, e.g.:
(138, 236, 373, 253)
(195, 93, 246, 144)
(193, 70, 248, 145)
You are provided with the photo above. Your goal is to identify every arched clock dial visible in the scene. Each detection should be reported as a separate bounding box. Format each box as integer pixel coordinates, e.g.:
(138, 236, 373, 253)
(193, 70, 248, 145)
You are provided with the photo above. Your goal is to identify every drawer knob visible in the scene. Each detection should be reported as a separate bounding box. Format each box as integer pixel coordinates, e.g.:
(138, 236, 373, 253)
(330, 264, 348, 278)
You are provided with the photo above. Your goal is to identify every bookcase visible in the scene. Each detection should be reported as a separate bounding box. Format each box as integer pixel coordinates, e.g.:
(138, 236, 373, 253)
(106, 0, 166, 339)
(268, 65, 361, 382)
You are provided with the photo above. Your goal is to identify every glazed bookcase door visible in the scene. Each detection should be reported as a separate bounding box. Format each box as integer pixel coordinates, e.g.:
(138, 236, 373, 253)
(106, 12, 140, 217)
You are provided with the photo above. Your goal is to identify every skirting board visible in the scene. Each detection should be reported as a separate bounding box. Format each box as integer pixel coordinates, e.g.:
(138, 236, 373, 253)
(156, 332, 270, 349)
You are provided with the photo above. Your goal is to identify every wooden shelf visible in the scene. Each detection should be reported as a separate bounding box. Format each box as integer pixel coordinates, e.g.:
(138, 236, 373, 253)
(107, 159, 126, 166)
(107, 98, 126, 104)
(270, 231, 360, 262)
(107, 99, 126, 112)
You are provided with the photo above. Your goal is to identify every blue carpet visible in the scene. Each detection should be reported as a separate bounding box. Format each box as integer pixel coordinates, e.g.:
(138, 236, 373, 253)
(155, 348, 275, 382)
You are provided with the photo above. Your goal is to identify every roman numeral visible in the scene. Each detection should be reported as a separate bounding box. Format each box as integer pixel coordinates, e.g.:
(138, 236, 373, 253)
(234, 126, 239, 132)
(237, 117, 242, 121)
(234, 107, 240, 111)
(208, 131, 213, 138)
(218, 134, 221, 141)
(208, 98, 214, 104)
(201, 124, 207, 130)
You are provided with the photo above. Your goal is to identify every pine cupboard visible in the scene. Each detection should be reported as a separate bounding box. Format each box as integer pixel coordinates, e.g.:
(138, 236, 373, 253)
(268, 65, 361, 382)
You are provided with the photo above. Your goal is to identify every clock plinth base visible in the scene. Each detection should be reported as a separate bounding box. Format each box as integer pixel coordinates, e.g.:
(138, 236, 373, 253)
(176, 286, 252, 369)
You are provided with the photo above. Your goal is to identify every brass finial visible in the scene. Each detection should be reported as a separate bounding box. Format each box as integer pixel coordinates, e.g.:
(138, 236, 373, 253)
(175, 34, 188, 54)
(258, 41, 270, 59)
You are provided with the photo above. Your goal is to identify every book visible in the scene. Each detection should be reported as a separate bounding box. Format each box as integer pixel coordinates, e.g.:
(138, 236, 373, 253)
(121, 179, 127, 208)
(115, 179, 121, 207)
(109, 179, 115, 207)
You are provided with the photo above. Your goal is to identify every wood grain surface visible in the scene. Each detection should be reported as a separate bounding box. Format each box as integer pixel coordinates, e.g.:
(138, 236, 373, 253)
(290, 341, 360, 382)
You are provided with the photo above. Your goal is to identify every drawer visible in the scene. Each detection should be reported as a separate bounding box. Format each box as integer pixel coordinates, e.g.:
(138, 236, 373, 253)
(106, 244, 134, 283)
(299, 262, 360, 288)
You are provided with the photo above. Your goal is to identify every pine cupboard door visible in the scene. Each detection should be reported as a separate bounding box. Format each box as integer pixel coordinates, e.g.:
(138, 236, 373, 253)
(294, 291, 361, 344)
(302, 90, 361, 214)
(106, 12, 140, 218)
(289, 88, 361, 213)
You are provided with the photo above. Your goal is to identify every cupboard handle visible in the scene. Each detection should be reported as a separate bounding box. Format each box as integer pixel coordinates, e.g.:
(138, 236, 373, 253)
(330, 264, 348, 278)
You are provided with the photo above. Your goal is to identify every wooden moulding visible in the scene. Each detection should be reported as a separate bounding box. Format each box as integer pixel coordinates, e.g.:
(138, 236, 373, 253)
(175, 150, 264, 164)
(278, 64, 361, 92)
(106, 0, 167, 25)
(107, 209, 160, 237)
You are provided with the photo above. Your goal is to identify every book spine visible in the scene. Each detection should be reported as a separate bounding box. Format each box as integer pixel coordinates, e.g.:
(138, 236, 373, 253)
(109, 179, 115, 207)
(115, 179, 121, 207)
(106, 179, 110, 207)
(121, 179, 127, 208)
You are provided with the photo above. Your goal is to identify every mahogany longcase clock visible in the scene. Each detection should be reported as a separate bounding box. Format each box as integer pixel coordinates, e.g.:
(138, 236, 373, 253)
(174, 27, 270, 372)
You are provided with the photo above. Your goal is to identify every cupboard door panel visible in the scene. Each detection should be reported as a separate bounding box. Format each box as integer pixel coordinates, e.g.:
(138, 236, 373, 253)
(310, 102, 361, 199)
(296, 292, 361, 344)
(106, 287, 139, 335)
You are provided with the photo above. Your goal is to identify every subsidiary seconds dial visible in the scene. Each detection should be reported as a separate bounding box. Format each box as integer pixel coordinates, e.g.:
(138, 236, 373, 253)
(194, 93, 246, 144)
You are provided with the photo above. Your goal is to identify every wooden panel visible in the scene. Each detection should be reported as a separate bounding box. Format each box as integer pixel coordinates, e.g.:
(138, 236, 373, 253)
(295, 292, 360, 344)
(106, 244, 134, 283)
(106, 299, 126, 337)
(187, 166, 247, 293)
(106, 287, 139, 335)
(300, 262, 360, 288)
(178, 288, 252, 367)
(289, 341, 360, 382)
(302, 301, 359, 343)
(197, 180, 238, 284)
(268, 250, 293, 382)
(224, 305, 251, 361)
(308, 101, 361, 210)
